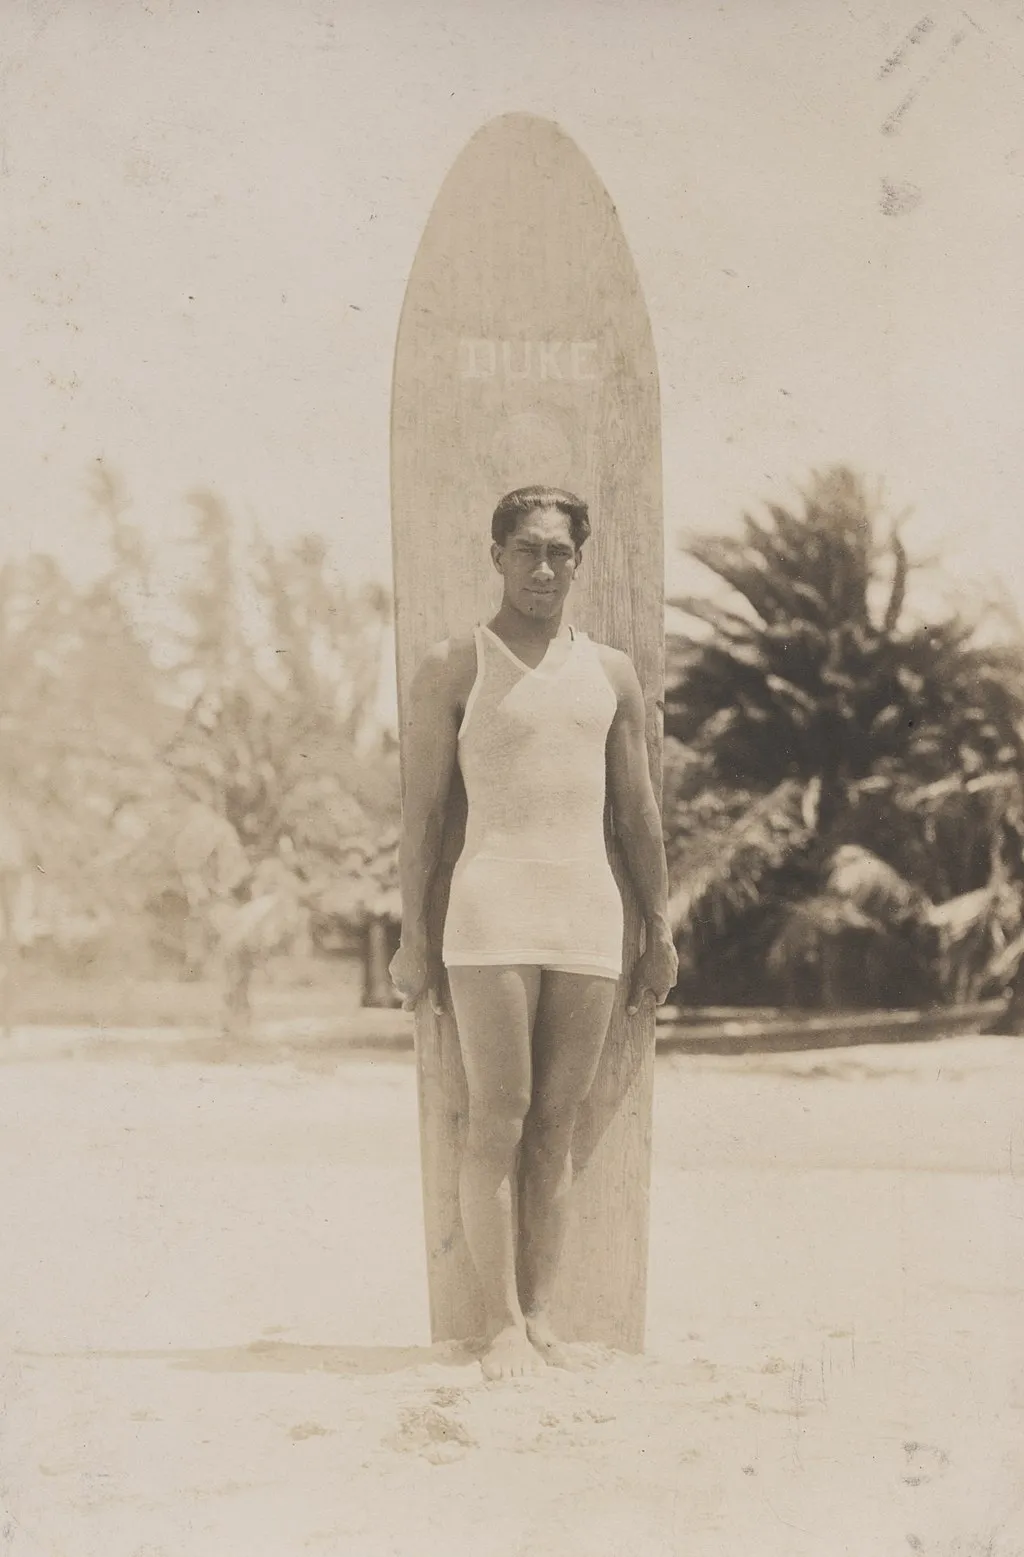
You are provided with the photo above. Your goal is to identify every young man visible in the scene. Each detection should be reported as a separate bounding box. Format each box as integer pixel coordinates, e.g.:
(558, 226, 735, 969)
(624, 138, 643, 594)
(389, 485, 677, 1381)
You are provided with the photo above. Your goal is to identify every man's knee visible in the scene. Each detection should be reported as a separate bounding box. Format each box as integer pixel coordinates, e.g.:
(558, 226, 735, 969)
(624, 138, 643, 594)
(465, 1089, 531, 1158)
(523, 1096, 578, 1158)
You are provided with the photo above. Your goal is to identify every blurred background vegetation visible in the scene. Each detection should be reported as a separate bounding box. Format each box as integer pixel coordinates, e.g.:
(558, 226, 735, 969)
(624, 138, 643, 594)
(664, 466, 1024, 1031)
(2, 462, 1023, 1036)
(0, 465, 401, 1035)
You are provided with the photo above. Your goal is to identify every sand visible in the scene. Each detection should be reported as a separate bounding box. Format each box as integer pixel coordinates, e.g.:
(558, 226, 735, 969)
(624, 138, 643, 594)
(0, 1034, 1022, 1556)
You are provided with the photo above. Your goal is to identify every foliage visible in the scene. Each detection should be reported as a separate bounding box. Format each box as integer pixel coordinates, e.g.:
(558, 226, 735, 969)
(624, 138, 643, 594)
(0, 532, 172, 964)
(141, 492, 399, 1027)
(0, 471, 401, 1031)
(665, 467, 1024, 1013)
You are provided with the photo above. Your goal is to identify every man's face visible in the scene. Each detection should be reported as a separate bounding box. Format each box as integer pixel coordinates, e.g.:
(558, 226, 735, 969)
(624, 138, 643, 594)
(493, 507, 579, 619)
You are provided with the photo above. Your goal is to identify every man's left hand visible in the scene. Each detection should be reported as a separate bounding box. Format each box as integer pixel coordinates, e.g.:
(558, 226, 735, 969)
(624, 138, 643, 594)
(627, 929, 678, 1016)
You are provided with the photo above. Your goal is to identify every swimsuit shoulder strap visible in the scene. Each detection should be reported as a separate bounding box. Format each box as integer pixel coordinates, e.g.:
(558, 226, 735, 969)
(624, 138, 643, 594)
(457, 625, 486, 741)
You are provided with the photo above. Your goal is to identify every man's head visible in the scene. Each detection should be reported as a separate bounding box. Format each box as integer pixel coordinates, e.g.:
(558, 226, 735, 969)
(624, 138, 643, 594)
(490, 487, 590, 621)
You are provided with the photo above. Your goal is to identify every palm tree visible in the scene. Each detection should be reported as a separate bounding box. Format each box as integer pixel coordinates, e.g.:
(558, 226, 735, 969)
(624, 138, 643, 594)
(0, 528, 171, 1019)
(665, 466, 1024, 1012)
(154, 493, 398, 1034)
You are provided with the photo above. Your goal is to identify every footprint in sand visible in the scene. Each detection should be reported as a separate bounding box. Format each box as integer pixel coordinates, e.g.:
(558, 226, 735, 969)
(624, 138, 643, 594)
(430, 1386, 466, 1408)
(902, 1441, 950, 1486)
(386, 1405, 476, 1465)
(689, 1358, 719, 1382)
(289, 1422, 332, 1441)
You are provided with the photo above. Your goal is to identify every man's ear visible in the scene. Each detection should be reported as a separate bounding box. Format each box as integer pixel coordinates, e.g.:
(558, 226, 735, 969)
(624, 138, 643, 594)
(491, 541, 503, 573)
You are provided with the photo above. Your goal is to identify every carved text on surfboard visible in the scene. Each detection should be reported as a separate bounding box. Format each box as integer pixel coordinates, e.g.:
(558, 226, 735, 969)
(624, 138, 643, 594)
(459, 339, 599, 382)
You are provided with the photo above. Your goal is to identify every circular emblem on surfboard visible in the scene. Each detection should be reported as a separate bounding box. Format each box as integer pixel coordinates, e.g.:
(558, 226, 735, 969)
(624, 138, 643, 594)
(486, 409, 575, 489)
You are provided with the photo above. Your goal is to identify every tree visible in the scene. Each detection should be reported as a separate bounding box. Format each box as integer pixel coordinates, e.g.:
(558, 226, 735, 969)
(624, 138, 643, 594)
(0, 469, 403, 1031)
(309, 820, 402, 1007)
(665, 467, 1024, 1012)
(149, 492, 398, 1034)
(0, 509, 171, 1011)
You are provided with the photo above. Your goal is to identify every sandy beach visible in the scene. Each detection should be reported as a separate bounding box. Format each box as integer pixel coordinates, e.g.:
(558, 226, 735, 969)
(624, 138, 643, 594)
(1, 1032, 1022, 1557)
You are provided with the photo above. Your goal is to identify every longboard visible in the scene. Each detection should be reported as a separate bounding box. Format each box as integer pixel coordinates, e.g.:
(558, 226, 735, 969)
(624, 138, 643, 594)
(391, 113, 663, 1350)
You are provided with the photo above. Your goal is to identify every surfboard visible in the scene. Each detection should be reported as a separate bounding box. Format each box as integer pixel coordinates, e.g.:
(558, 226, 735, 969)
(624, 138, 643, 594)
(390, 113, 664, 1350)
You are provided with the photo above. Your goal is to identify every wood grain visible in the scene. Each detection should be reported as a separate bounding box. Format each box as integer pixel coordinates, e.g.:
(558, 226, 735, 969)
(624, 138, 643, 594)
(391, 113, 663, 1350)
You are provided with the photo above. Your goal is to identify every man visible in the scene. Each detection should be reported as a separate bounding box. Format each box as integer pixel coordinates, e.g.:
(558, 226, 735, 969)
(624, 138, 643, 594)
(389, 485, 677, 1381)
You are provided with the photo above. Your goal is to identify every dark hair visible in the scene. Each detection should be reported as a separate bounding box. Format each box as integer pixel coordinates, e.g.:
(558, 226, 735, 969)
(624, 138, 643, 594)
(491, 486, 591, 550)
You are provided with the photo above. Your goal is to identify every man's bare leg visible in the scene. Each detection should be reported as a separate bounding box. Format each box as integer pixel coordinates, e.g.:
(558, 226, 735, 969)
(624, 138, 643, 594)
(447, 965, 544, 1381)
(518, 971, 617, 1364)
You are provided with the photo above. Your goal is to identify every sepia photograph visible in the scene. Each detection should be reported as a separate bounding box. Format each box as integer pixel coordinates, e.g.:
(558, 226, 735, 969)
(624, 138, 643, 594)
(1, 1, 1022, 1553)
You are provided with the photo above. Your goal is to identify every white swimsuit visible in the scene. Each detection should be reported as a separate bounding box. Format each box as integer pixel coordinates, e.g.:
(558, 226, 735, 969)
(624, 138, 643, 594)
(442, 624, 624, 980)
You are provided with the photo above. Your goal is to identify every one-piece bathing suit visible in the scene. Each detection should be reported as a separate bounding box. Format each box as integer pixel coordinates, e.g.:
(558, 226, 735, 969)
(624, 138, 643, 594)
(442, 623, 624, 981)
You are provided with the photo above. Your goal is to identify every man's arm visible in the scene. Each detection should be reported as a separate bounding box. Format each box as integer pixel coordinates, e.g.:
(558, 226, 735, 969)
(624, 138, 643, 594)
(603, 649, 678, 1013)
(389, 641, 463, 1011)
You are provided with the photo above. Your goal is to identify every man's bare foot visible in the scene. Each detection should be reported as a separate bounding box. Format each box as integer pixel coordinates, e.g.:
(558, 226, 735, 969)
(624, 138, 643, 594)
(524, 1311, 595, 1370)
(480, 1324, 545, 1382)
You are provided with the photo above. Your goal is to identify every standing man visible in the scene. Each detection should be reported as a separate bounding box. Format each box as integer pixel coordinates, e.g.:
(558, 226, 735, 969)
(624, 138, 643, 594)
(389, 486, 677, 1380)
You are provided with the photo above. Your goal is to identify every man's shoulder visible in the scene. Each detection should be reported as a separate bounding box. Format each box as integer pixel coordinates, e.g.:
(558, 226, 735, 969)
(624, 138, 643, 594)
(414, 633, 477, 702)
(592, 639, 641, 694)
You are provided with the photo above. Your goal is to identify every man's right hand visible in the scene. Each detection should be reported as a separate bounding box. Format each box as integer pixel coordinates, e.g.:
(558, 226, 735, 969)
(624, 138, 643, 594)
(388, 937, 445, 1015)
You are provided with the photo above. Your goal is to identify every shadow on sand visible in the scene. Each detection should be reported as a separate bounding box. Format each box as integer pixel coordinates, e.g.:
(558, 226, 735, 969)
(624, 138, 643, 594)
(16, 1339, 481, 1376)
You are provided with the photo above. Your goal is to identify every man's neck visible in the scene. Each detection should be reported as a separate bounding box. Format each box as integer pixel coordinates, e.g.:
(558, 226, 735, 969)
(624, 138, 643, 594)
(490, 601, 567, 648)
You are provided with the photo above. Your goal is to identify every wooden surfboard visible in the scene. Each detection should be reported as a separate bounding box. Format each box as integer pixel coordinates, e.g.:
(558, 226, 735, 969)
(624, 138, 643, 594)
(391, 113, 663, 1351)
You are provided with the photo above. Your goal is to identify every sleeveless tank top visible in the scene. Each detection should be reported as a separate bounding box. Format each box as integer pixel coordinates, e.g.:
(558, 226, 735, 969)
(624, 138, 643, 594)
(442, 623, 624, 975)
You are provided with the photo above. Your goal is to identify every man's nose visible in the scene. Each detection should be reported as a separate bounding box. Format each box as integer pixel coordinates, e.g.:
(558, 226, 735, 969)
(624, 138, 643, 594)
(534, 557, 554, 579)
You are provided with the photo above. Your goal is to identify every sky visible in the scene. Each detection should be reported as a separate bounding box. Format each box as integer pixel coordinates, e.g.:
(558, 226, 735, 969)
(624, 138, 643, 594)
(3, 0, 1024, 630)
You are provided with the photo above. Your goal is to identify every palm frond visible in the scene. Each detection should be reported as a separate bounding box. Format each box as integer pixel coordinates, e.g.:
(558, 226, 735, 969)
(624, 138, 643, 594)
(767, 894, 878, 976)
(926, 887, 996, 942)
(825, 844, 929, 925)
(668, 780, 811, 939)
(984, 926, 1024, 987)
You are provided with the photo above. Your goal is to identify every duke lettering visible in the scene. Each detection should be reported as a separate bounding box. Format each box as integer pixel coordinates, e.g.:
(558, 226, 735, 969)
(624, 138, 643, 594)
(459, 339, 599, 382)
